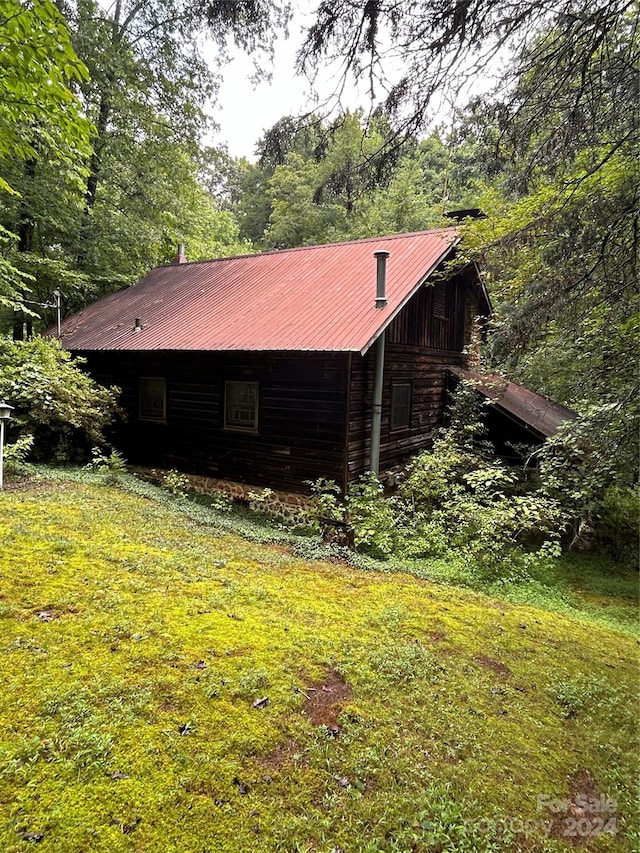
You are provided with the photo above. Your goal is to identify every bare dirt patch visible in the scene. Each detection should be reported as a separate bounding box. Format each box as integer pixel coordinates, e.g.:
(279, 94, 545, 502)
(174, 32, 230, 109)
(301, 668, 353, 727)
(259, 669, 353, 779)
(546, 771, 618, 848)
(260, 738, 300, 779)
(3, 477, 59, 494)
(475, 655, 511, 675)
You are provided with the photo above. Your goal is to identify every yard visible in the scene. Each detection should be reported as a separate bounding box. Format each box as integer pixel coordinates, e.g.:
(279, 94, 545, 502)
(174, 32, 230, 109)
(0, 472, 637, 852)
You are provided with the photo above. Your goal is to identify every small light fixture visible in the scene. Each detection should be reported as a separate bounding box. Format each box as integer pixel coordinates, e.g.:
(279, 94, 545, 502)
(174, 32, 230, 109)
(0, 401, 15, 490)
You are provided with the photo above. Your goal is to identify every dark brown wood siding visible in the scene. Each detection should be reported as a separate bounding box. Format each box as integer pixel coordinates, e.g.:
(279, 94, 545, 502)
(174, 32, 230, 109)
(346, 272, 480, 482)
(346, 346, 468, 482)
(386, 274, 467, 352)
(81, 350, 349, 492)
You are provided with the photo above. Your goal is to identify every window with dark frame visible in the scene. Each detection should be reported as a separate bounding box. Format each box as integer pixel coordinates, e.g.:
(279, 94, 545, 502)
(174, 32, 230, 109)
(391, 382, 412, 430)
(224, 380, 259, 432)
(139, 376, 166, 422)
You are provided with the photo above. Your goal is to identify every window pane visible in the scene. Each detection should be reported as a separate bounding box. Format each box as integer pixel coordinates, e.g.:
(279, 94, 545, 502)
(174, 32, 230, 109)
(225, 381, 258, 430)
(391, 383, 411, 430)
(140, 377, 166, 421)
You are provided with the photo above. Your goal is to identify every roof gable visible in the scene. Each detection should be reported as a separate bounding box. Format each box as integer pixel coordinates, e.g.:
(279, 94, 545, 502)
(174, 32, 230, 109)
(59, 228, 460, 354)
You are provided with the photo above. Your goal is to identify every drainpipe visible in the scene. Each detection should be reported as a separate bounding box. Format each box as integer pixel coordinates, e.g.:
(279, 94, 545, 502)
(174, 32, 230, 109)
(370, 250, 389, 475)
(370, 331, 385, 475)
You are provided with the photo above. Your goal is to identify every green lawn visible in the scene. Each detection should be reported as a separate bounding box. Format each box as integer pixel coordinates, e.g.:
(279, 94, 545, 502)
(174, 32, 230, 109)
(0, 473, 638, 852)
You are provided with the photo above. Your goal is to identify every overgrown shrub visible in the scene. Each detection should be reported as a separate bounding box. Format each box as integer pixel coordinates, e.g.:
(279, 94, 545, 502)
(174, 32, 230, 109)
(309, 380, 566, 577)
(344, 472, 397, 558)
(0, 336, 120, 462)
(593, 486, 640, 565)
(535, 405, 640, 561)
(392, 429, 564, 579)
(3, 433, 34, 471)
(159, 469, 190, 500)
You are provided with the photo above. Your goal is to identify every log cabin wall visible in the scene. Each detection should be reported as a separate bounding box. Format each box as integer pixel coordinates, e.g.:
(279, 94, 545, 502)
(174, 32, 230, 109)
(346, 273, 477, 483)
(81, 350, 349, 492)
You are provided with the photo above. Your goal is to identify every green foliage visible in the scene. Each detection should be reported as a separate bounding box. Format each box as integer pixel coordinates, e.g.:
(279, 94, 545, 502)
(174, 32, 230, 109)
(0, 0, 260, 329)
(310, 382, 566, 578)
(234, 115, 460, 250)
(535, 407, 639, 560)
(549, 675, 614, 720)
(85, 446, 127, 476)
(3, 432, 33, 471)
(0, 474, 637, 852)
(199, 489, 234, 514)
(0, 0, 91, 308)
(457, 9, 639, 518)
(344, 472, 397, 559)
(594, 487, 640, 565)
(158, 468, 190, 500)
(0, 0, 90, 173)
(0, 336, 120, 460)
(306, 477, 345, 522)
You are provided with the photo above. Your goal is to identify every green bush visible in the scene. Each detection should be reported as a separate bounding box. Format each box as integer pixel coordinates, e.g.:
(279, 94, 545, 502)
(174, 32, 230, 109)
(536, 406, 639, 561)
(3, 433, 34, 471)
(594, 486, 640, 565)
(159, 468, 191, 500)
(0, 335, 120, 462)
(392, 431, 564, 579)
(309, 380, 567, 577)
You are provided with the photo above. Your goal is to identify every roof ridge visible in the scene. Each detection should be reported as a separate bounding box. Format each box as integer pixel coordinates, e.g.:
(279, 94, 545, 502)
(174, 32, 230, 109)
(155, 227, 458, 270)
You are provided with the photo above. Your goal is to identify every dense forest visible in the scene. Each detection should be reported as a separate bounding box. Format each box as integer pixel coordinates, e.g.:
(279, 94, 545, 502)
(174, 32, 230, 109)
(0, 1, 638, 519)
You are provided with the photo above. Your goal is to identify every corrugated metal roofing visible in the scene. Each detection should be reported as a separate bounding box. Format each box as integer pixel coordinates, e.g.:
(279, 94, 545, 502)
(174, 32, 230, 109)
(449, 367, 577, 438)
(59, 228, 459, 354)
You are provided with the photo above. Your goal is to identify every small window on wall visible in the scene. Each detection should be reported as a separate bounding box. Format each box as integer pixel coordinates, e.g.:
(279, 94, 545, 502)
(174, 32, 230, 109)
(139, 377, 166, 422)
(391, 383, 412, 430)
(225, 381, 259, 432)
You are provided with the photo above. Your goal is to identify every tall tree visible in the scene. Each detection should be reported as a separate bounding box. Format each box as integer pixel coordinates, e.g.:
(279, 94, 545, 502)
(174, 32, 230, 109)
(0, 0, 91, 309)
(297, 0, 639, 494)
(1, 0, 285, 327)
(234, 112, 467, 249)
(459, 8, 640, 491)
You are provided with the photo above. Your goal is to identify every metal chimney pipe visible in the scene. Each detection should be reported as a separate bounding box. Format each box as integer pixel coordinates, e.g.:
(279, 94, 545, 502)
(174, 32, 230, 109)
(374, 250, 390, 308)
(172, 244, 187, 264)
(134, 318, 142, 333)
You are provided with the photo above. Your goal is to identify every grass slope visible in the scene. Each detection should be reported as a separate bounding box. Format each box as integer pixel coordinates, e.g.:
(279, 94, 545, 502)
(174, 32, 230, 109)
(0, 475, 638, 852)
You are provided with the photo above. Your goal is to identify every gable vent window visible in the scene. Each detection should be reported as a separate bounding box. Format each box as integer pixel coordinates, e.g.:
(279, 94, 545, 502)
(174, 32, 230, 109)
(225, 381, 259, 432)
(391, 382, 412, 431)
(139, 377, 166, 422)
(433, 283, 448, 319)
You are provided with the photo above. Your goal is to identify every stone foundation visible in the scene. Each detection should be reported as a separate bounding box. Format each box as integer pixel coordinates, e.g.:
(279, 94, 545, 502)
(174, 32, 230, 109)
(131, 466, 314, 524)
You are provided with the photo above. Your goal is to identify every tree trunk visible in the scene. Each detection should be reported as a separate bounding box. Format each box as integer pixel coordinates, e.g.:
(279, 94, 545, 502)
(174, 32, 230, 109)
(77, 0, 121, 268)
(18, 157, 37, 253)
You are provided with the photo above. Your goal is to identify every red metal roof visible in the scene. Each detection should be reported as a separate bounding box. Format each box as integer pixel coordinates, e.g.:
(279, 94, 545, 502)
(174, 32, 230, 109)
(59, 228, 459, 354)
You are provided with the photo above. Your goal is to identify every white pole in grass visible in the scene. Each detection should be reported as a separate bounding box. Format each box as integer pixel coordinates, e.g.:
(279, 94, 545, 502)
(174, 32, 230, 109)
(0, 402, 15, 490)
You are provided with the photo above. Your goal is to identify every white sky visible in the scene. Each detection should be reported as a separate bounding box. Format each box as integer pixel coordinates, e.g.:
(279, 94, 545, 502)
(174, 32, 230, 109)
(210, 6, 379, 161)
(206, 4, 505, 161)
(213, 34, 311, 160)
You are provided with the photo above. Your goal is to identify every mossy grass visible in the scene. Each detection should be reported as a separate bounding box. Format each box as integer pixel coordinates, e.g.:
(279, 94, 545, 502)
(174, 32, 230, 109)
(1, 470, 637, 851)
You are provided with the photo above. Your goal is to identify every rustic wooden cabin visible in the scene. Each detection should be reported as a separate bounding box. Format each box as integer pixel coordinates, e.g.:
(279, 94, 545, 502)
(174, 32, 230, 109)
(58, 228, 491, 492)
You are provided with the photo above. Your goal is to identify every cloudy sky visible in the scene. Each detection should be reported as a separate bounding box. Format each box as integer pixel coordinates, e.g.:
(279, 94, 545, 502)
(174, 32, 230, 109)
(211, 6, 375, 161)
